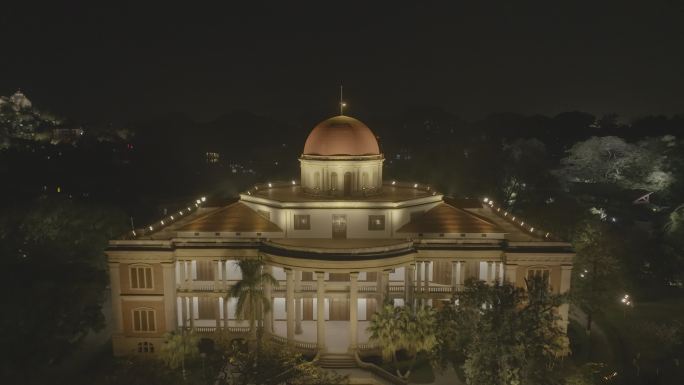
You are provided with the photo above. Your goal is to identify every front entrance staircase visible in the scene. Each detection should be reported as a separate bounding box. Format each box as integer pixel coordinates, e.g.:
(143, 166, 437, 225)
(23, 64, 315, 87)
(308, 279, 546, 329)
(318, 353, 358, 368)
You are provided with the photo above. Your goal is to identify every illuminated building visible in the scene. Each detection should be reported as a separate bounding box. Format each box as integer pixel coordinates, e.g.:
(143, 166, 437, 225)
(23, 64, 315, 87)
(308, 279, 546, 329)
(107, 114, 574, 362)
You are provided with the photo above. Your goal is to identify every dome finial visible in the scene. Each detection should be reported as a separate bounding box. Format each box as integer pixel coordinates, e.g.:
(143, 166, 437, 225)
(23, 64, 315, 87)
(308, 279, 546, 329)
(339, 84, 347, 116)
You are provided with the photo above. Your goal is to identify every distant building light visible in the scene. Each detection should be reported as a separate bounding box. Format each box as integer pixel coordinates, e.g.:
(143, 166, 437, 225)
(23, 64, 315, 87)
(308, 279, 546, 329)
(483, 197, 489, 203)
(392, 181, 396, 185)
(149, 226, 153, 231)
(291, 180, 296, 185)
(160, 220, 165, 225)
(170, 216, 174, 220)
(413, 183, 418, 188)
(268, 183, 272, 188)
(529, 227, 534, 232)
(179, 211, 183, 216)
(201, 197, 206, 202)
(196, 199, 201, 204)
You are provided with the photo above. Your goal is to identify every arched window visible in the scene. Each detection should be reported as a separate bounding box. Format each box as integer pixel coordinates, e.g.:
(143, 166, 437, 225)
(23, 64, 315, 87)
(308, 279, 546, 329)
(361, 172, 369, 189)
(132, 307, 157, 332)
(330, 172, 338, 191)
(130, 264, 154, 289)
(137, 341, 155, 353)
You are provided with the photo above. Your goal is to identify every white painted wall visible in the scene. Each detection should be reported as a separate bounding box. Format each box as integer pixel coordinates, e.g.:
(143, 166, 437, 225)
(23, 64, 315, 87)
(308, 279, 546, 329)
(273, 298, 286, 320)
(389, 267, 405, 281)
(226, 260, 242, 280)
(272, 266, 286, 281)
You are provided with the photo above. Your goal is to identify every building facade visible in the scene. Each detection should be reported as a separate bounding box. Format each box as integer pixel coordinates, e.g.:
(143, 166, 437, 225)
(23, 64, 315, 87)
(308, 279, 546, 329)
(107, 115, 574, 356)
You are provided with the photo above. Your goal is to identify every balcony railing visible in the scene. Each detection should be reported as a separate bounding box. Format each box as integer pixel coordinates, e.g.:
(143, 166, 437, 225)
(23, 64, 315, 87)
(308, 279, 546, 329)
(178, 280, 463, 295)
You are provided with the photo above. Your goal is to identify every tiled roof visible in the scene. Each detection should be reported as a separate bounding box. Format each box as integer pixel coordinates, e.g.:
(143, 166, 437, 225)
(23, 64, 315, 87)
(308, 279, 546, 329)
(178, 202, 282, 233)
(397, 203, 502, 234)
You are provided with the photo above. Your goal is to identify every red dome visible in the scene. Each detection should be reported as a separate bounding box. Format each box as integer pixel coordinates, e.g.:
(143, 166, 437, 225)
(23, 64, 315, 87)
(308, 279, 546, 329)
(303, 115, 380, 156)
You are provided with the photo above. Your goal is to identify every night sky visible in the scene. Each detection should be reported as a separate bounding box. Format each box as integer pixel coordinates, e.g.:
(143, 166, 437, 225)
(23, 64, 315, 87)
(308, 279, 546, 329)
(2, 1, 683, 123)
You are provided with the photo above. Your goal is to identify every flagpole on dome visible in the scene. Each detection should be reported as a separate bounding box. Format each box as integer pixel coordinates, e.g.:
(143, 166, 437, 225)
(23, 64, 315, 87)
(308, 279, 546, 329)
(339, 84, 346, 115)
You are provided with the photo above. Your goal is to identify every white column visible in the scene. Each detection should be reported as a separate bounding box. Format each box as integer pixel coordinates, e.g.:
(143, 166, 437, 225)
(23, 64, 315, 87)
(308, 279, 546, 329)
(109, 263, 123, 333)
(189, 297, 195, 329)
(349, 272, 359, 351)
(559, 265, 573, 332)
(407, 264, 416, 308)
(264, 265, 273, 333)
(316, 272, 326, 351)
(213, 260, 219, 291)
(215, 297, 221, 329)
(286, 268, 295, 343)
(295, 270, 303, 334)
(487, 262, 495, 284)
(162, 263, 176, 332)
(456, 261, 463, 285)
(416, 262, 423, 295)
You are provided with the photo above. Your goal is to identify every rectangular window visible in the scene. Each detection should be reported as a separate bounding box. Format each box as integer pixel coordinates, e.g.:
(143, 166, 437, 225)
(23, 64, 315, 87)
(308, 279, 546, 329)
(368, 215, 385, 230)
(132, 309, 156, 332)
(130, 266, 154, 289)
(294, 215, 310, 230)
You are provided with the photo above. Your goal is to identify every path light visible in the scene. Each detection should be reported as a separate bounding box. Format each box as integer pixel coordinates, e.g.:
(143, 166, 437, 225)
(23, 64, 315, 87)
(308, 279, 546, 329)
(620, 294, 633, 318)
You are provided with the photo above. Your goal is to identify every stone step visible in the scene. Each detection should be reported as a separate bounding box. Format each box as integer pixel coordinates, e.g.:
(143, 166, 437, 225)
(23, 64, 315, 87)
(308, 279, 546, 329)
(318, 354, 358, 369)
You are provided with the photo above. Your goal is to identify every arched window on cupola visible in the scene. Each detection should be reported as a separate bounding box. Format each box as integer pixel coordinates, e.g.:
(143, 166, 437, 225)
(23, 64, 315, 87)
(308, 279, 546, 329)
(361, 172, 369, 189)
(314, 172, 321, 189)
(330, 172, 338, 191)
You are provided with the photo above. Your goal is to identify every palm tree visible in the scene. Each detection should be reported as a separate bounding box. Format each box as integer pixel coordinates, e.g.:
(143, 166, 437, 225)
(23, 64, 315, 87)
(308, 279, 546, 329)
(227, 258, 278, 342)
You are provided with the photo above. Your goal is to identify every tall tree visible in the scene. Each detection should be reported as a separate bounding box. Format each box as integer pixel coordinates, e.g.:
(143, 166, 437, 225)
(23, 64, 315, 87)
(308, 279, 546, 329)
(227, 258, 277, 342)
(571, 221, 621, 344)
(0, 197, 127, 383)
(367, 305, 437, 379)
(438, 277, 569, 385)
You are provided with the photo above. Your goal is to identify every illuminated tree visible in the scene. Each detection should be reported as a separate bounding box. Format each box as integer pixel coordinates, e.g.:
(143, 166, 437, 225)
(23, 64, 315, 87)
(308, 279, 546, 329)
(227, 258, 278, 342)
(367, 305, 437, 379)
(439, 278, 568, 385)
